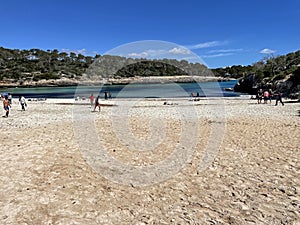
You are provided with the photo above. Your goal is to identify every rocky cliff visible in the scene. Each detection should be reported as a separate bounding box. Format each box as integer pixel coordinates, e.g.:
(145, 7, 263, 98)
(234, 66, 300, 99)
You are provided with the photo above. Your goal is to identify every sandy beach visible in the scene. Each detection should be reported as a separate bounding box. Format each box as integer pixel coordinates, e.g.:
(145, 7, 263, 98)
(0, 97, 299, 224)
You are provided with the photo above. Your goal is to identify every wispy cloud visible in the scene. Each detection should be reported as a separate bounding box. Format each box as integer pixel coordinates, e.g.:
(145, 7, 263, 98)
(186, 41, 227, 50)
(201, 53, 234, 58)
(207, 48, 243, 54)
(260, 48, 276, 54)
(200, 47, 243, 58)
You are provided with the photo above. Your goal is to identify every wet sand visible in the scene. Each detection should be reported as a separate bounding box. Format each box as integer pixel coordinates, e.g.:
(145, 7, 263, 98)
(0, 97, 299, 224)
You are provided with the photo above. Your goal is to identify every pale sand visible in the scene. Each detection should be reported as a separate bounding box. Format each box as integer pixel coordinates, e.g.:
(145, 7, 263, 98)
(0, 97, 299, 224)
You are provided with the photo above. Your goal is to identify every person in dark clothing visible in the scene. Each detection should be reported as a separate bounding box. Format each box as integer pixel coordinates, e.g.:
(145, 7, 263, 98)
(94, 95, 101, 112)
(257, 89, 263, 104)
(275, 92, 284, 106)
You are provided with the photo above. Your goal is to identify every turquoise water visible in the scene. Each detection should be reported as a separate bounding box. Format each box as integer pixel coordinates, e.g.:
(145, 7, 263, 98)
(0, 80, 239, 99)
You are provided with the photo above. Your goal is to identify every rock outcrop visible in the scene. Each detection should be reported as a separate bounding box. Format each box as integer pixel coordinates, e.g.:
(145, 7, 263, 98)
(234, 67, 300, 99)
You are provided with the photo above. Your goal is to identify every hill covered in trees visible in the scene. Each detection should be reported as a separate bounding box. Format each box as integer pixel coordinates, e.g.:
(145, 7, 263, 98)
(0, 47, 212, 86)
(214, 50, 300, 97)
(212, 50, 300, 81)
(0, 46, 299, 97)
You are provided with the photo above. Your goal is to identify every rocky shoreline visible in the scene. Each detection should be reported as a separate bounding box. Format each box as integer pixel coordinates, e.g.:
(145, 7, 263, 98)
(0, 76, 235, 88)
(234, 66, 300, 99)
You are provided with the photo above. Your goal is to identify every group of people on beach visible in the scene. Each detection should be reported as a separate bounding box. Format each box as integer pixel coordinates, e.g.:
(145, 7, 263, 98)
(256, 89, 284, 106)
(190, 91, 201, 101)
(89, 92, 111, 112)
(2, 94, 27, 118)
(89, 94, 101, 112)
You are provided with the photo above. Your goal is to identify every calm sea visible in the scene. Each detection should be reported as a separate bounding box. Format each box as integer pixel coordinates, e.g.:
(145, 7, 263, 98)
(0, 80, 240, 99)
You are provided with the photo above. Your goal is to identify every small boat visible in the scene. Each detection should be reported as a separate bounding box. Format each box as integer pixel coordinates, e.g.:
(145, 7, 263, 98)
(224, 87, 233, 91)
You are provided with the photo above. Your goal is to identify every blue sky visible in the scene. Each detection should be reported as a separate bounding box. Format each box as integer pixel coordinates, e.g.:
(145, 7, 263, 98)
(0, 0, 299, 68)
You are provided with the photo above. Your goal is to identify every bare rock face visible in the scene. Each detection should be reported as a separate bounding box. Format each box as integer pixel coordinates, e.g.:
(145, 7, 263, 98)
(275, 71, 300, 99)
(233, 74, 256, 94)
(276, 80, 293, 93)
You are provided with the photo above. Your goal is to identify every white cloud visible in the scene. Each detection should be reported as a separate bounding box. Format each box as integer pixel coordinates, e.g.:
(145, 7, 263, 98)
(128, 52, 149, 58)
(128, 48, 185, 58)
(61, 48, 88, 55)
(76, 48, 87, 55)
(260, 48, 276, 54)
(187, 41, 226, 50)
(169, 47, 191, 55)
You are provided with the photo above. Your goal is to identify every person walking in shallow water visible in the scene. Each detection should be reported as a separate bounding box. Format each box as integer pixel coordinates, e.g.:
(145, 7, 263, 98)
(3, 96, 10, 117)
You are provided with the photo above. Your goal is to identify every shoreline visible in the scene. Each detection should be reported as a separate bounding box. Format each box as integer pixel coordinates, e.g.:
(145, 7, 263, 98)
(6, 94, 299, 109)
(0, 76, 235, 88)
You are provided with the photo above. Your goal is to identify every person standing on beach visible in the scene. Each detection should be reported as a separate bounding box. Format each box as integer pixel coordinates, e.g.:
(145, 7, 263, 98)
(263, 90, 269, 104)
(257, 89, 263, 104)
(94, 95, 101, 112)
(89, 94, 95, 107)
(3, 96, 11, 117)
(19, 96, 27, 111)
(8, 93, 12, 105)
(268, 89, 273, 104)
(275, 91, 284, 106)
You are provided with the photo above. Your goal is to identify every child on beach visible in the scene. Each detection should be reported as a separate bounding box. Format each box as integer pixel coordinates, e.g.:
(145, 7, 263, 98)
(3, 96, 10, 117)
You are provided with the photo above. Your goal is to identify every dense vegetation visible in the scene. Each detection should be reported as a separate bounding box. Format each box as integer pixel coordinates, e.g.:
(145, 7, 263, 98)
(115, 61, 188, 77)
(0, 46, 299, 96)
(212, 50, 300, 96)
(0, 47, 210, 84)
(212, 50, 300, 82)
(0, 47, 92, 83)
